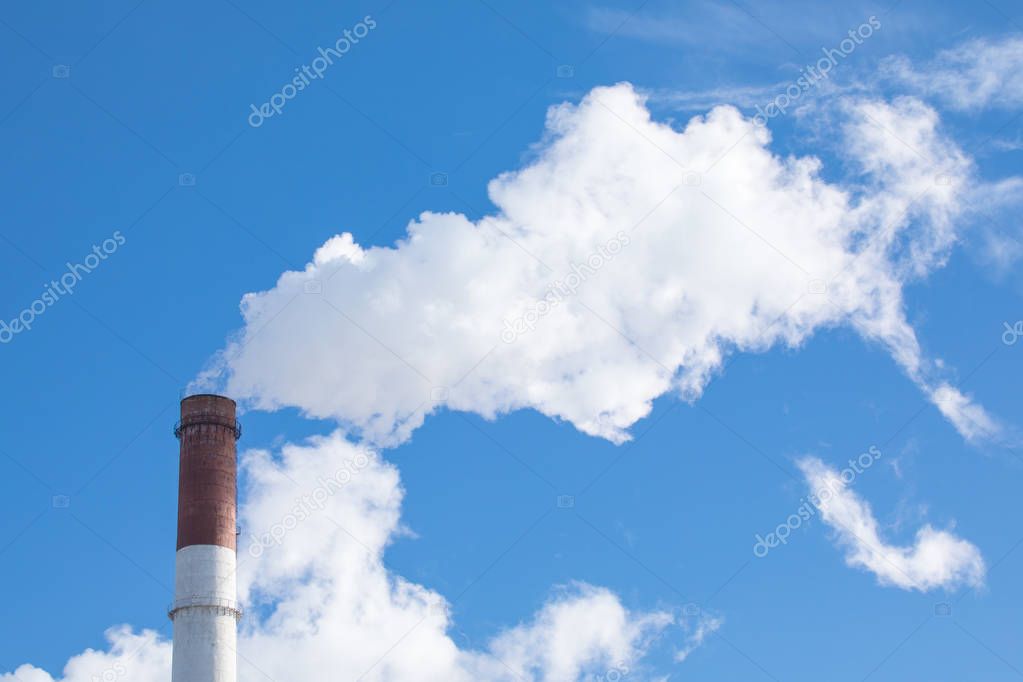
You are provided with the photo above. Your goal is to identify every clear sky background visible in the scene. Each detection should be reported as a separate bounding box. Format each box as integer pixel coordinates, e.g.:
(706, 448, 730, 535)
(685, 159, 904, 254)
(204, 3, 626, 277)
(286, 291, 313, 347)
(1, 1, 1021, 680)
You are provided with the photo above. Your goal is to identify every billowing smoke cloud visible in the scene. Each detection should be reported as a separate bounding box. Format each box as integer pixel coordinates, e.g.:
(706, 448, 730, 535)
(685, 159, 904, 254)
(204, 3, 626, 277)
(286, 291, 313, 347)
(196, 83, 997, 446)
(4, 434, 712, 681)
(798, 457, 985, 591)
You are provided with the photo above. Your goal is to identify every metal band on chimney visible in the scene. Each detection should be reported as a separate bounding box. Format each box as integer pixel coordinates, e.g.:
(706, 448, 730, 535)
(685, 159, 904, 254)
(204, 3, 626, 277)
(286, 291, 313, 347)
(168, 596, 243, 621)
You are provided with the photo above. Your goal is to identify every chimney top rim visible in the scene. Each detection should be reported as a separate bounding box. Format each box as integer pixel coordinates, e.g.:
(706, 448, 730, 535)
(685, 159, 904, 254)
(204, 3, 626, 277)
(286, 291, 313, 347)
(180, 393, 237, 406)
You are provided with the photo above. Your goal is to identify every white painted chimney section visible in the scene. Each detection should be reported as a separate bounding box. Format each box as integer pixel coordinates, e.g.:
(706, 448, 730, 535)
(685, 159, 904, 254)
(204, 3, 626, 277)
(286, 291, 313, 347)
(170, 545, 240, 681)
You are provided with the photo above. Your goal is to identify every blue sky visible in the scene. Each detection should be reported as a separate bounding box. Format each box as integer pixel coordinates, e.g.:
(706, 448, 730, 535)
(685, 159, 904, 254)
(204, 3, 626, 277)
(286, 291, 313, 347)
(1, 1, 1022, 680)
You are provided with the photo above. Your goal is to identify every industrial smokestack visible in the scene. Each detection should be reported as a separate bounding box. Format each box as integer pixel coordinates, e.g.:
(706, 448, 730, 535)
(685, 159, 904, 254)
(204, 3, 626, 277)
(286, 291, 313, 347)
(170, 394, 241, 682)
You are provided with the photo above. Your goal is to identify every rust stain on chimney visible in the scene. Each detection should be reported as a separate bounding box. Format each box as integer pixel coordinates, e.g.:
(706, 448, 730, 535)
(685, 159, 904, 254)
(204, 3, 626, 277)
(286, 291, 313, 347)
(175, 394, 240, 551)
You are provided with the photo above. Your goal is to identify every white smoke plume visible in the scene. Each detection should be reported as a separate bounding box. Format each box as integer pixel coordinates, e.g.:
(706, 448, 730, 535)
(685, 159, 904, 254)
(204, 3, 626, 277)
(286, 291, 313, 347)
(195, 83, 998, 446)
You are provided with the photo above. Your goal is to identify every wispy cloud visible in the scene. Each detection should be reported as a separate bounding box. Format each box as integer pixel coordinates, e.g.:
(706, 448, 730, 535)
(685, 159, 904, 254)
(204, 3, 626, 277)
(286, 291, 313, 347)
(930, 384, 1002, 443)
(965, 176, 1023, 277)
(584, 1, 886, 51)
(881, 35, 1023, 111)
(648, 83, 790, 112)
(674, 611, 723, 662)
(798, 457, 986, 591)
(585, 3, 759, 48)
